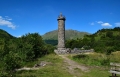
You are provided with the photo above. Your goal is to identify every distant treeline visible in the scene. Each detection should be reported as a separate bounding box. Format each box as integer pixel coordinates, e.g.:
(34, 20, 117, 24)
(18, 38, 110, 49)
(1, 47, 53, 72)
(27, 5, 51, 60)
(65, 27, 120, 54)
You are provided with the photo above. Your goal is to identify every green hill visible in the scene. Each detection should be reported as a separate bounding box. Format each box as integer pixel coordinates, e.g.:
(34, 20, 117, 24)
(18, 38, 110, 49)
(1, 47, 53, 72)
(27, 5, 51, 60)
(42, 29, 90, 40)
(66, 27, 120, 54)
(42, 29, 90, 45)
(0, 29, 15, 40)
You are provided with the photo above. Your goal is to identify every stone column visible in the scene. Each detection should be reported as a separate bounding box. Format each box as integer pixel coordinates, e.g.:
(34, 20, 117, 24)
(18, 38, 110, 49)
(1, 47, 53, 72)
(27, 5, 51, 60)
(57, 13, 66, 50)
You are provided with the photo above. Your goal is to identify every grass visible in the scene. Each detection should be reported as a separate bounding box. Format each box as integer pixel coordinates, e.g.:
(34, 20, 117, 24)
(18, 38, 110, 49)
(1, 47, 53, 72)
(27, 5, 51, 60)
(82, 67, 111, 77)
(72, 65, 111, 77)
(16, 54, 73, 77)
(68, 51, 120, 77)
(15, 51, 120, 77)
(69, 52, 120, 66)
(110, 51, 120, 63)
(69, 52, 110, 66)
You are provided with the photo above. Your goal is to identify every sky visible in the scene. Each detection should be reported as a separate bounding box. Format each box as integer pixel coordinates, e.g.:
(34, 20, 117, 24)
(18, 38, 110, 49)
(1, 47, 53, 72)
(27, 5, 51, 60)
(0, 0, 120, 37)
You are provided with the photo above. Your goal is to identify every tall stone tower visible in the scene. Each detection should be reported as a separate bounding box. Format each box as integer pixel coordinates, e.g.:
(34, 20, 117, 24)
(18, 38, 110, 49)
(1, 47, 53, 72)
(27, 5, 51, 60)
(54, 13, 67, 54)
(57, 13, 66, 50)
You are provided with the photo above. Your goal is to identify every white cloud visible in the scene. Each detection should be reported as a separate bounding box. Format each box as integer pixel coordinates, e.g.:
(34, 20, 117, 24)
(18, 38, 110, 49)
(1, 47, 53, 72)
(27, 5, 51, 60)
(96, 21, 112, 27)
(97, 21, 103, 24)
(115, 22, 120, 26)
(101, 23, 112, 27)
(0, 16, 15, 29)
(90, 22, 94, 25)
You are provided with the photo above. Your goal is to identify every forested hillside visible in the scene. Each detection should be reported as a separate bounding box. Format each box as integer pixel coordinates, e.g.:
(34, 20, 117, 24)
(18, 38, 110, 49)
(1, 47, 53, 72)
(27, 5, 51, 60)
(66, 27, 120, 54)
(42, 29, 90, 45)
(0, 29, 54, 76)
(0, 29, 15, 40)
(1, 27, 120, 76)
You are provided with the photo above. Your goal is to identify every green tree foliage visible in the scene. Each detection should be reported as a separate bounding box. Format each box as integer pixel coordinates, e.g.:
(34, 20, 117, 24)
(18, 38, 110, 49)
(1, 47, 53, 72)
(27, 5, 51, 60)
(0, 29, 55, 76)
(3, 51, 21, 72)
(65, 27, 120, 53)
(21, 33, 44, 58)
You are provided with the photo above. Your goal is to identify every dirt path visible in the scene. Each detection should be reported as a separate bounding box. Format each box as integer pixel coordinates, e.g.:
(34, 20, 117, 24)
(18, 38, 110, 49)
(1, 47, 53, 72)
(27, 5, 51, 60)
(59, 55, 89, 77)
(16, 54, 89, 77)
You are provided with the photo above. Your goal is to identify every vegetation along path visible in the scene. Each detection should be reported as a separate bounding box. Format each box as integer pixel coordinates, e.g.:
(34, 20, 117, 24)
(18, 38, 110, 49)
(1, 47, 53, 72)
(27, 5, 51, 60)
(59, 55, 89, 77)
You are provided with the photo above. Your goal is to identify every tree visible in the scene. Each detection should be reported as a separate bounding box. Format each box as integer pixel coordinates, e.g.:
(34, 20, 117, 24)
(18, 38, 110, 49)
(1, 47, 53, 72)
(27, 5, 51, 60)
(106, 31, 113, 38)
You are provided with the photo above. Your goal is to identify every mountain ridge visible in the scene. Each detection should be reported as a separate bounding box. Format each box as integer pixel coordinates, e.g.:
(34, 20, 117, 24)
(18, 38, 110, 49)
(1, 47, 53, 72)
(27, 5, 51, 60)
(0, 29, 15, 40)
(42, 29, 91, 40)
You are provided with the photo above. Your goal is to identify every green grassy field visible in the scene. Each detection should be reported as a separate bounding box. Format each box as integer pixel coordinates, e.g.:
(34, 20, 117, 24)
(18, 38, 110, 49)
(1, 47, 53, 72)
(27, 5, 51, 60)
(68, 51, 120, 77)
(15, 52, 120, 77)
(16, 54, 73, 77)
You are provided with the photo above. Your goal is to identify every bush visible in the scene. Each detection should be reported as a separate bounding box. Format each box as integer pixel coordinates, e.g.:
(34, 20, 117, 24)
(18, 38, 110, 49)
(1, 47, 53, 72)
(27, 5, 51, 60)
(0, 32, 55, 76)
(3, 51, 21, 72)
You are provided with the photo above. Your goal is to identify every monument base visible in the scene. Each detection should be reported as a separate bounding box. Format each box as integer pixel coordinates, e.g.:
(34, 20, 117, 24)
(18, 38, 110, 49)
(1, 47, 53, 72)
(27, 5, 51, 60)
(54, 48, 68, 54)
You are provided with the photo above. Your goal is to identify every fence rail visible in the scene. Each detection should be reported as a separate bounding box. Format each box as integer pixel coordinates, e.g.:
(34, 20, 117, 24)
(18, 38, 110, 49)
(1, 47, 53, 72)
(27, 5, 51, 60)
(109, 62, 120, 77)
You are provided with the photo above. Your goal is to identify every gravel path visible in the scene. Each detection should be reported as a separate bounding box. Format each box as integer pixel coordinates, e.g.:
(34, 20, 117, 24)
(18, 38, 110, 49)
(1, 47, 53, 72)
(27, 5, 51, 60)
(59, 55, 89, 77)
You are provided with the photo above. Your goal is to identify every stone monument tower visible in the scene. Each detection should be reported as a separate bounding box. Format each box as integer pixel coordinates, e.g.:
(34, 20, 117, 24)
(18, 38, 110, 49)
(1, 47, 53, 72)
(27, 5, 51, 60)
(54, 13, 67, 54)
(57, 13, 66, 50)
(54, 13, 94, 54)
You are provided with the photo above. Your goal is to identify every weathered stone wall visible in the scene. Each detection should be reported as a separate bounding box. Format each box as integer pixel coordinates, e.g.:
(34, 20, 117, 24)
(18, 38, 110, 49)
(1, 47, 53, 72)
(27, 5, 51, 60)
(54, 48, 94, 54)
(54, 49, 68, 54)
(70, 49, 94, 54)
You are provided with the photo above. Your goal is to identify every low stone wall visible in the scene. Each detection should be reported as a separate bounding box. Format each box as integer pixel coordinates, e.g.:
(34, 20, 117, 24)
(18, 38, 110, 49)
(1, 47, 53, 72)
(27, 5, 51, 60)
(54, 49, 68, 54)
(54, 48, 94, 54)
(71, 49, 94, 54)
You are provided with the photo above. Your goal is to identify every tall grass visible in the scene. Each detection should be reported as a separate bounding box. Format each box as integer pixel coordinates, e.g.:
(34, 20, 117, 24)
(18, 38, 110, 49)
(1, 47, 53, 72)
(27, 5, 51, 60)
(68, 52, 120, 77)
(13, 52, 120, 77)
(16, 54, 73, 77)
(70, 53, 109, 66)
(110, 51, 120, 63)
(70, 52, 120, 66)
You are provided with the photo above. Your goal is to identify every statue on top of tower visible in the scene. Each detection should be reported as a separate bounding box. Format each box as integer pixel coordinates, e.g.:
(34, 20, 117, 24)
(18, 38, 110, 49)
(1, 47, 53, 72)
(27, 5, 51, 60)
(60, 12, 62, 17)
(58, 12, 66, 20)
